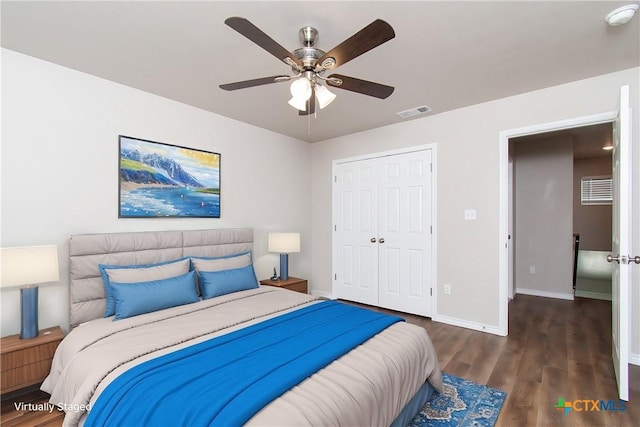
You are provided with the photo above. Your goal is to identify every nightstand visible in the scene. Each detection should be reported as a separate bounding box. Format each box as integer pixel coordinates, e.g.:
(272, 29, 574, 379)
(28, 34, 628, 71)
(260, 276, 308, 294)
(1, 326, 64, 395)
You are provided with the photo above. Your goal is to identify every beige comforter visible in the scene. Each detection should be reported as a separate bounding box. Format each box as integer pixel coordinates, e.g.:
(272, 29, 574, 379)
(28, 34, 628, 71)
(42, 287, 442, 426)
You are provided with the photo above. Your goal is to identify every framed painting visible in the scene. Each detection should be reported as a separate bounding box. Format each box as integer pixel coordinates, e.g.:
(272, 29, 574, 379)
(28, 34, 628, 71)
(118, 135, 221, 218)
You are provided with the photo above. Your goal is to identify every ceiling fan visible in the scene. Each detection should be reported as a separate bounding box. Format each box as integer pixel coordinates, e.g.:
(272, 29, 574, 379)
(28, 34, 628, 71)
(219, 17, 395, 116)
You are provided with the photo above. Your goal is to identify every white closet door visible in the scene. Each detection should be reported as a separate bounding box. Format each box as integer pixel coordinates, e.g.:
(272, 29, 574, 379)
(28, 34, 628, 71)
(377, 150, 433, 316)
(334, 160, 379, 306)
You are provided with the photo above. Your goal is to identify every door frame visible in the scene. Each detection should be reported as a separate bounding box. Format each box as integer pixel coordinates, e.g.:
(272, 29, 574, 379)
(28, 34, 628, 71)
(498, 112, 616, 336)
(508, 156, 514, 300)
(331, 143, 438, 316)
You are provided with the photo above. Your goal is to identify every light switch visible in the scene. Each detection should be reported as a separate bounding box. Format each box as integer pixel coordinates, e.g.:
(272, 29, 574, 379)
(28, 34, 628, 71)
(464, 209, 477, 220)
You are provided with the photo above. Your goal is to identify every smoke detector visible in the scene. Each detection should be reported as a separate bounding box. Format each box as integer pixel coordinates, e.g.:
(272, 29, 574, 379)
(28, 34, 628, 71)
(605, 4, 638, 26)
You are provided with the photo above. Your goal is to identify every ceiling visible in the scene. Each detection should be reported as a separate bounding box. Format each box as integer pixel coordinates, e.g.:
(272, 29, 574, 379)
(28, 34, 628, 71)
(512, 122, 614, 159)
(2, 1, 639, 143)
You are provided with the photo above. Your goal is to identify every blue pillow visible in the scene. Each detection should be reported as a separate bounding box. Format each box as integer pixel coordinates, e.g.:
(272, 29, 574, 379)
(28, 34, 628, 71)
(198, 265, 259, 300)
(111, 271, 199, 320)
(190, 251, 253, 296)
(99, 258, 190, 318)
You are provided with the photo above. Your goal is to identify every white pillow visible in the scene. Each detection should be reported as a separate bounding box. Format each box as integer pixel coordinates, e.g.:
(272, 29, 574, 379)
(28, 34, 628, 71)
(105, 258, 191, 283)
(191, 252, 252, 272)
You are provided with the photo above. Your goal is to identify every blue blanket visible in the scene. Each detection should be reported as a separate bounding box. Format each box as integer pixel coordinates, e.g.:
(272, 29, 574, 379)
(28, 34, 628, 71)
(84, 300, 403, 427)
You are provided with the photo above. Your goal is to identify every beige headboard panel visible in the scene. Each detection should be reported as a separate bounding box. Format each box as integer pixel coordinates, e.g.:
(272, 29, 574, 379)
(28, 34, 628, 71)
(69, 228, 253, 328)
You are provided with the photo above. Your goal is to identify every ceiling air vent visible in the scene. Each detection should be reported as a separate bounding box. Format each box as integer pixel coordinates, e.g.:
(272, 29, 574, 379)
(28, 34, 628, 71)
(396, 105, 432, 119)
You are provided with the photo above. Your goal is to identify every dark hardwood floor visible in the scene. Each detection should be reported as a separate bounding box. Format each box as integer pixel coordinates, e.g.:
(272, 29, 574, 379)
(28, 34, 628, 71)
(1, 294, 638, 426)
(0, 386, 62, 427)
(400, 294, 640, 427)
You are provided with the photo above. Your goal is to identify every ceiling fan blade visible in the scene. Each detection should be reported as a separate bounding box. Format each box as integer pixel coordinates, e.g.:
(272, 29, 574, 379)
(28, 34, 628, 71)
(299, 88, 316, 116)
(317, 19, 395, 70)
(225, 17, 302, 69)
(219, 75, 289, 91)
(326, 74, 394, 99)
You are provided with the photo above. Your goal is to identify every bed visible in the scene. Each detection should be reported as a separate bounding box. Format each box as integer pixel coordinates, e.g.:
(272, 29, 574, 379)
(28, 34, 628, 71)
(42, 228, 442, 426)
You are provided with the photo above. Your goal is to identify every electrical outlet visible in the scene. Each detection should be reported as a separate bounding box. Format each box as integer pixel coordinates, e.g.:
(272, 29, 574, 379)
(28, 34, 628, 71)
(444, 284, 452, 295)
(529, 266, 536, 274)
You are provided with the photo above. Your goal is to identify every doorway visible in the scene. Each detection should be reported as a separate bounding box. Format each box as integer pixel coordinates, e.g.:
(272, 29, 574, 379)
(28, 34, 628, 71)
(509, 123, 613, 300)
(500, 87, 634, 402)
(498, 111, 616, 336)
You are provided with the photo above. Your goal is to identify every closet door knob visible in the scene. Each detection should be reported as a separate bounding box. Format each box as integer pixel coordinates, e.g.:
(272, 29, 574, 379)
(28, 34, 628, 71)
(607, 255, 620, 264)
(378, 238, 385, 244)
(630, 255, 640, 265)
(370, 237, 377, 243)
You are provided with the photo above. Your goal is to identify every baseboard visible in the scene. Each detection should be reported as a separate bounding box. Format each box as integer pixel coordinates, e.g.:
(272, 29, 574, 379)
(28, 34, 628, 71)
(310, 289, 334, 299)
(325, 294, 505, 337)
(574, 290, 612, 301)
(516, 287, 574, 300)
(630, 353, 640, 366)
(432, 314, 505, 337)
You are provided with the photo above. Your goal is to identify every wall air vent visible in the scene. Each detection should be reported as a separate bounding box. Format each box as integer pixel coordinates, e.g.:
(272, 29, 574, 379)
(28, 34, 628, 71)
(396, 105, 432, 119)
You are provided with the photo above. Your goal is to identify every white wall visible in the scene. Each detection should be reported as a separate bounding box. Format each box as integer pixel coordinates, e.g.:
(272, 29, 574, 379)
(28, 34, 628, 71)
(3, 49, 639, 364)
(513, 136, 574, 299)
(0, 49, 312, 336)
(310, 67, 640, 355)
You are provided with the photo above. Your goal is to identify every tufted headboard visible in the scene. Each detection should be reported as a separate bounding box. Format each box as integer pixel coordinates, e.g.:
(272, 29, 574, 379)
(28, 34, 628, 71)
(68, 228, 253, 328)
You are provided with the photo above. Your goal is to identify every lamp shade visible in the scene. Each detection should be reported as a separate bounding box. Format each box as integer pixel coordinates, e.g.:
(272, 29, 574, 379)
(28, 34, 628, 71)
(315, 85, 336, 109)
(288, 79, 312, 111)
(1, 245, 60, 288)
(268, 233, 300, 254)
(288, 96, 309, 111)
(289, 78, 311, 99)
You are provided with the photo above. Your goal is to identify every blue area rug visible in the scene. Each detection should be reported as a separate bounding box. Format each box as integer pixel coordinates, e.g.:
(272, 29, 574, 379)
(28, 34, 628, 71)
(409, 373, 506, 427)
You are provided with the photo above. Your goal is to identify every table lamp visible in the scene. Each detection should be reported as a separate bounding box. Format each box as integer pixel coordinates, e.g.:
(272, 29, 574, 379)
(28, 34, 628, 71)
(1, 245, 60, 339)
(268, 233, 300, 281)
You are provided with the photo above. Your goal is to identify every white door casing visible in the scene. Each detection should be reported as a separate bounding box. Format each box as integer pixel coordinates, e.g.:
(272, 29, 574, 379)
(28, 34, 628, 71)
(508, 157, 514, 300)
(610, 85, 631, 401)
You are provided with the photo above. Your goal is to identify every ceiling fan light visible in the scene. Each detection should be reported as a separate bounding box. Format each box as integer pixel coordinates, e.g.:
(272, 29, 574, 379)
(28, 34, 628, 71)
(288, 95, 308, 111)
(290, 78, 312, 100)
(315, 85, 336, 109)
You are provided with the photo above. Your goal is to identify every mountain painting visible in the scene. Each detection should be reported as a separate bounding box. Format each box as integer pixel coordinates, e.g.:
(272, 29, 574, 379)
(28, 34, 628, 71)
(119, 136, 221, 218)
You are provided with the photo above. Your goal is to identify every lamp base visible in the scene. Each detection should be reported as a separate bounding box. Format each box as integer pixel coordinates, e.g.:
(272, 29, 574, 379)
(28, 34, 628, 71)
(20, 286, 39, 339)
(279, 254, 289, 281)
